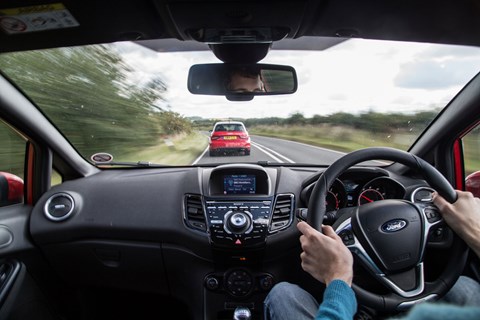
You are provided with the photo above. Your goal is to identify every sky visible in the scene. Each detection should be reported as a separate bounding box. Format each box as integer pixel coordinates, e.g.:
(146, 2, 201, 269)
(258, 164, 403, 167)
(115, 38, 480, 119)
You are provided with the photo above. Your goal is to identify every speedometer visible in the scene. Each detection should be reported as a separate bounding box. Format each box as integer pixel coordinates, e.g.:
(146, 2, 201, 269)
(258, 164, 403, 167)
(358, 188, 384, 205)
(357, 177, 405, 205)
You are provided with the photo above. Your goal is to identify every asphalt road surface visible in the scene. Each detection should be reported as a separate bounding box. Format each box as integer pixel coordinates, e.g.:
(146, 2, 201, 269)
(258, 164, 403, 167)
(193, 135, 347, 165)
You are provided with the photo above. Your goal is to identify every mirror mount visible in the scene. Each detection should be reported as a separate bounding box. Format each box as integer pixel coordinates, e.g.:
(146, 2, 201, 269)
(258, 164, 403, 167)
(226, 94, 254, 101)
(208, 43, 271, 63)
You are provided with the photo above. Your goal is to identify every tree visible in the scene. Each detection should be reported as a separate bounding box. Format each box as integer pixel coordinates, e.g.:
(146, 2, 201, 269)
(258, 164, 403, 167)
(160, 111, 192, 135)
(286, 112, 306, 125)
(310, 114, 327, 125)
(0, 45, 186, 159)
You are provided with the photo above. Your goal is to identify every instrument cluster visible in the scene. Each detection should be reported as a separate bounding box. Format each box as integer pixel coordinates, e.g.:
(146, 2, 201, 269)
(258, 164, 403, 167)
(302, 173, 407, 212)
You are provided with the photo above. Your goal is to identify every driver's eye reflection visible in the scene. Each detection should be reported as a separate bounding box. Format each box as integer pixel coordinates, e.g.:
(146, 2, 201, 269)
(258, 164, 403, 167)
(226, 69, 265, 93)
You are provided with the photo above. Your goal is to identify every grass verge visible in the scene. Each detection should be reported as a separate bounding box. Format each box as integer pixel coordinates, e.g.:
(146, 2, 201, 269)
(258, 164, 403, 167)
(116, 132, 209, 165)
(249, 124, 414, 153)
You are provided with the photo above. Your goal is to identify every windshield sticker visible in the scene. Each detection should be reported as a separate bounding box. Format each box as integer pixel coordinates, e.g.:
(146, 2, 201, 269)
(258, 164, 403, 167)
(0, 3, 79, 35)
(91, 153, 113, 164)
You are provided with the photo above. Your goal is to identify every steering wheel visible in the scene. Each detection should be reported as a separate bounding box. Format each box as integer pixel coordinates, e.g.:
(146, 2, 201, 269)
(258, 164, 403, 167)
(308, 147, 468, 312)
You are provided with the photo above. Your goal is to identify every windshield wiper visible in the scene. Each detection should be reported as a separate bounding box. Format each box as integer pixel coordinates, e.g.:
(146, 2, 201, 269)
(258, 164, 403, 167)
(257, 160, 271, 166)
(93, 161, 171, 167)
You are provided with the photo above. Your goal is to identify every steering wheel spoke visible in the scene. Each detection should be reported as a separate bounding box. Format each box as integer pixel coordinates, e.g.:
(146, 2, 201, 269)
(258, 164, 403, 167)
(380, 264, 426, 298)
(337, 218, 427, 298)
(336, 218, 383, 275)
(415, 202, 443, 228)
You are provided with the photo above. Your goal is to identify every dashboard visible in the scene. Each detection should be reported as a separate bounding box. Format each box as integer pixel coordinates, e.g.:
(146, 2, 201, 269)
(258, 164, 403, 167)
(32, 163, 432, 246)
(28, 163, 436, 320)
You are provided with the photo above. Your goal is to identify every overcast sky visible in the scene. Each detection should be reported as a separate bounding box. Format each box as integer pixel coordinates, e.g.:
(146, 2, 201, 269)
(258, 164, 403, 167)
(115, 39, 480, 119)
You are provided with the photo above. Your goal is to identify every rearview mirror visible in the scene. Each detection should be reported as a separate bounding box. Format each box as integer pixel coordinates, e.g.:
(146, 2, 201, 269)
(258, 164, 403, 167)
(188, 63, 297, 100)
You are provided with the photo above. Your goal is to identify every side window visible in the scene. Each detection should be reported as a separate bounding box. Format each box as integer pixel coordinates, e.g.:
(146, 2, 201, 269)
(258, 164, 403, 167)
(463, 124, 480, 197)
(51, 169, 62, 187)
(0, 120, 26, 207)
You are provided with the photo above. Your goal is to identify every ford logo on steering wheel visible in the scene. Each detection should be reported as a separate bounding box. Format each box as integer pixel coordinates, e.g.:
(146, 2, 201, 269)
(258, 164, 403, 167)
(381, 219, 407, 233)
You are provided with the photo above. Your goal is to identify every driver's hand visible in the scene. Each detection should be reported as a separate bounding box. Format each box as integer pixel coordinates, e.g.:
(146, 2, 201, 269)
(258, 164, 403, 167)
(433, 190, 480, 258)
(297, 221, 353, 286)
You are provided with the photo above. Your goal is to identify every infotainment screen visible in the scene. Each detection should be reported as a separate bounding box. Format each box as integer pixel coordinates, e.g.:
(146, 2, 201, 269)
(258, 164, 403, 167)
(223, 174, 256, 194)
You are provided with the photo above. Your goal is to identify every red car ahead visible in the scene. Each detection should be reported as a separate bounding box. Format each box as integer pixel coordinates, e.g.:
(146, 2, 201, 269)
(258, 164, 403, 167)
(209, 121, 251, 156)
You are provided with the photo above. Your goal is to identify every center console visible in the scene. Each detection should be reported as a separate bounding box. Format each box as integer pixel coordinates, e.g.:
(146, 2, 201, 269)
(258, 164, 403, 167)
(205, 199, 272, 248)
(184, 164, 295, 319)
(203, 164, 276, 249)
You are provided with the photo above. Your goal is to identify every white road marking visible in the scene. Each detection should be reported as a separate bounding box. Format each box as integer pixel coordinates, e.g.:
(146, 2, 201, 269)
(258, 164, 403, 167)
(194, 133, 390, 166)
(252, 135, 346, 155)
(192, 147, 209, 165)
(252, 136, 390, 165)
(251, 141, 295, 163)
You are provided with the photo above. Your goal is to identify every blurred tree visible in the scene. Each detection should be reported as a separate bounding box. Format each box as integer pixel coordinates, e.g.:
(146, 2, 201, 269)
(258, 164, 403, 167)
(160, 111, 192, 135)
(0, 45, 192, 161)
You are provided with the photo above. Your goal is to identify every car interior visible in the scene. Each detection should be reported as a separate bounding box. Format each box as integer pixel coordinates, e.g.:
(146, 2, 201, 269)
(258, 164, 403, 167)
(0, 1, 479, 320)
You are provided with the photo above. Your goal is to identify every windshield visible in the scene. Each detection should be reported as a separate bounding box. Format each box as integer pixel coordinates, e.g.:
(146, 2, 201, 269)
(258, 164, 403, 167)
(1, 38, 480, 167)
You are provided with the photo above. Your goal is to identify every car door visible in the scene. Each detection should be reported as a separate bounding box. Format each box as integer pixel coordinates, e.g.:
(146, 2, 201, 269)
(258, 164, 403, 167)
(0, 118, 61, 320)
(462, 124, 480, 197)
(454, 121, 480, 281)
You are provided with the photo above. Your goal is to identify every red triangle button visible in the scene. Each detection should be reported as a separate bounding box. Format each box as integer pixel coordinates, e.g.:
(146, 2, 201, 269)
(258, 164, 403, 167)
(235, 239, 242, 245)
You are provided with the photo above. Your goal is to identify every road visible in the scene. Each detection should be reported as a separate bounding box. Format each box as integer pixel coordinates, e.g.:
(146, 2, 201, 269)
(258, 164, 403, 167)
(193, 135, 347, 165)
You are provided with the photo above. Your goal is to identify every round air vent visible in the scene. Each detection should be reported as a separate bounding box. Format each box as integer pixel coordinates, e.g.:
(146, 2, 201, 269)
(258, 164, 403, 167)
(44, 193, 75, 221)
(0, 226, 13, 249)
(411, 187, 435, 204)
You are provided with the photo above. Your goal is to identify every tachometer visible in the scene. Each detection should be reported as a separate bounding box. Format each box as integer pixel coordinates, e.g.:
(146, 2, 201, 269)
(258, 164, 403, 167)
(326, 180, 347, 211)
(326, 190, 340, 211)
(301, 178, 347, 212)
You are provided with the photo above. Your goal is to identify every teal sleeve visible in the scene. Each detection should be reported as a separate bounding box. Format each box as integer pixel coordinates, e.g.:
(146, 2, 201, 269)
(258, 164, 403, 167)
(390, 303, 480, 320)
(315, 279, 357, 320)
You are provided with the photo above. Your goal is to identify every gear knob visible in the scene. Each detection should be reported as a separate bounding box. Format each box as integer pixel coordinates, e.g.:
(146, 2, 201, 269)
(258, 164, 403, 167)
(233, 307, 251, 320)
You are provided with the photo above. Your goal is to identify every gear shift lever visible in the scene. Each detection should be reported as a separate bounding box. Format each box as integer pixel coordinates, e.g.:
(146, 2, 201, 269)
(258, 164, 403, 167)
(233, 307, 252, 320)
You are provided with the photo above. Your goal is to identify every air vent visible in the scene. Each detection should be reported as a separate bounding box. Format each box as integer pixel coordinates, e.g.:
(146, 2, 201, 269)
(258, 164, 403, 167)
(270, 194, 294, 233)
(411, 187, 435, 204)
(184, 194, 207, 232)
(44, 193, 75, 222)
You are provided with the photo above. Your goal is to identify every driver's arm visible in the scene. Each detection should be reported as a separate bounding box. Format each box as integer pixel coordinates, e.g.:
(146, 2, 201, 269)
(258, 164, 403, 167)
(433, 190, 480, 258)
(297, 222, 353, 285)
(314, 279, 357, 320)
(297, 222, 357, 319)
